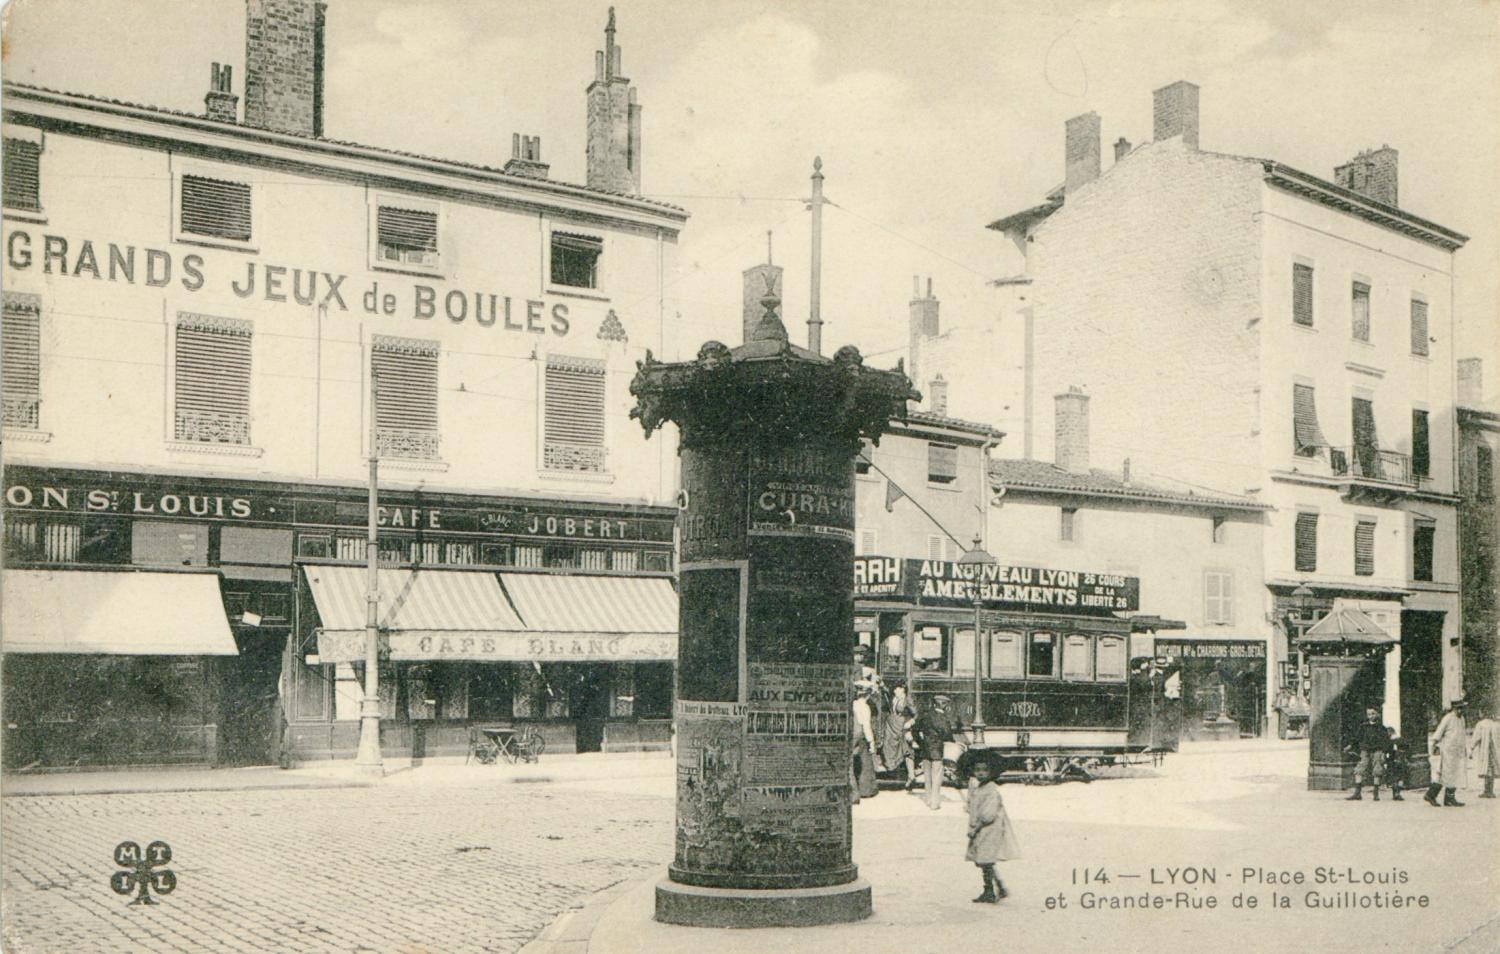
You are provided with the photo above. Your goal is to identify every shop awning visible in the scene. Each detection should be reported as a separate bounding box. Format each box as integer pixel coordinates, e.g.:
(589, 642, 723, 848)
(497, 573, 678, 662)
(1, 569, 237, 655)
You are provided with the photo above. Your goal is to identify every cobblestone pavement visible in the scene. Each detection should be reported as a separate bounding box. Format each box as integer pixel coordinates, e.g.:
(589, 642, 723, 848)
(2, 779, 673, 954)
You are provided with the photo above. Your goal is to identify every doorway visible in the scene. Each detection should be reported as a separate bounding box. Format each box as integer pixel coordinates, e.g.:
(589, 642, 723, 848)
(1399, 611, 1444, 743)
(569, 664, 612, 753)
(218, 628, 286, 766)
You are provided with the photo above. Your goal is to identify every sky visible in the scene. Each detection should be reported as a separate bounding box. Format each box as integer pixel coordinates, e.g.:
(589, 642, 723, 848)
(4, 0, 1498, 423)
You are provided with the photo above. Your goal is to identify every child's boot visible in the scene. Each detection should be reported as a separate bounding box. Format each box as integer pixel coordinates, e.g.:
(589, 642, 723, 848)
(973, 866, 997, 903)
(1391, 785, 1404, 801)
(1346, 783, 1362, 801)
(1372, 785, 1380, 801)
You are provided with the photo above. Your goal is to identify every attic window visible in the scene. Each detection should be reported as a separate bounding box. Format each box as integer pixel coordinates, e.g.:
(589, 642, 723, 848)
(551, 232, 602, 289)
(376, 205, 439, 269)
(179, 174, 252, 242)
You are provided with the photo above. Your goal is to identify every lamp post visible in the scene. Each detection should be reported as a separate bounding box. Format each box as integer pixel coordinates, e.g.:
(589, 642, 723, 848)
(354, 372, 384, 776)
(957, 535, 995, 745)
(1288, 583, 1315, 703)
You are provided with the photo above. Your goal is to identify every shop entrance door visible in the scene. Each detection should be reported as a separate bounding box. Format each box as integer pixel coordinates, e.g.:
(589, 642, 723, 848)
(570, 664, 612, 753)
(218, 629, 285, 766)
(1399, 611, 1444, 743)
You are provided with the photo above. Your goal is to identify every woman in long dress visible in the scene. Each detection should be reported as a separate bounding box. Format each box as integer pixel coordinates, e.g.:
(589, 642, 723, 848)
(1425, 698, 1469, 807)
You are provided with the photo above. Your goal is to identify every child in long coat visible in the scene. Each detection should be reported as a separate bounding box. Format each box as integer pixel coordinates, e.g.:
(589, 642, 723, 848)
(965, 758, 1021, 903)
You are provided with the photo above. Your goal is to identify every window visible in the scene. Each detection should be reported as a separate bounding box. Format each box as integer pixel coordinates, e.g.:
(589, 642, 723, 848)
(1292, 263, 1314, 327)
(610, 549, 639, 572)
(1354, 519, 1376, 576)
(174, 313, 252, 444)
(1204, 570, 1234, 624)
(1412, 409, 1430, 479)
(1351, 281, 1371, 342)
(927, 443, 958, 484)
(407, 541, 440, 565)
(1211, 516, 1227, 544)
(858, 529, 877, 555)
(1060, 507, 1077, 542)
(543, 354, 607, 473)
(1412, 520, 1435, 582)
(2, 292, 41, 430)
(1096, 636, 1127, 681)
(468, 666, 514, 721)
(1295, 512, 1318, 573)
(1410, 298, 1429, 356)
(4, 518, 79, 562)
(336, 536, 366, 561)
(179, 174, 252, 242)
(1027, 632, 1059, 678)
(444, 542, 476, 565)
(298, 534, 332, 559)
(1293, 384, 1326, 457)
(1478, 446, 1495, 502)
(1062, 634, 1094, 680)
(641, 550, 672, 572)
(953, 628, 978, 677)
(913, 624, 950, 674)
(374, 204, 438, 269)
(551, 232, 602, 289)
(989, 631, 1023, 678)
(544, 544, 578, 568)
(371, 334, 440, 460)
(3, 138, 41, 211)
(514, 544, 544, 568)
(580, 549, 608, 571)
(481, 543, 511, 566)
(1352, 397, 1381, 478)
(927, 535, 944, 561)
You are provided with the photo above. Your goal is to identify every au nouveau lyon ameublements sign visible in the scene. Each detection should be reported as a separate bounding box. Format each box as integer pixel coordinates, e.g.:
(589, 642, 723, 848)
(853, 555, 1141, 614)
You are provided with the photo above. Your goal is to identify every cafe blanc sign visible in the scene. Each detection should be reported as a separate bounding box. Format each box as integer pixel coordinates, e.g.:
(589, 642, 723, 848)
(316, 630, 675, 663)
(6, 228, 575, 335)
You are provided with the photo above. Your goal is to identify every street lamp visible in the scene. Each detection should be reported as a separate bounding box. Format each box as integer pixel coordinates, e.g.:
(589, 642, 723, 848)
(957, 535, 996, 745)
(1288, 583, 1315, 702)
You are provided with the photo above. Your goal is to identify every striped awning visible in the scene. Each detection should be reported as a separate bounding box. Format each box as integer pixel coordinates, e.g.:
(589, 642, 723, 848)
(497, 573, 678, 662)
(2, 569, 237, 656)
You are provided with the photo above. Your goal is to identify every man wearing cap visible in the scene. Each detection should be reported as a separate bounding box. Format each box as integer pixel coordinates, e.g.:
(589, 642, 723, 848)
(1345, 705, 1390, 801)
(912, 696, 954, 810)
(1425, 697, 1469, 808)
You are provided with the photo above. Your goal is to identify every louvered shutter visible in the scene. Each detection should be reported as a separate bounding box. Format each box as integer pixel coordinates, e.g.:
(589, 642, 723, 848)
(175, 315, 252, 443)
(1354, 521, 1376, 576)
(3, 141, 41, 211)
(1412, 409, 1430, 478)
(180, 175, 252, 241)
(1351, 282, 1371, 342)
(1292, 264, 1314, 326)
(1410, 299, 1429, 356)
(377, 207, 438, 252)
(1352, 398, 1382, 478)
(1412, 523, 1435, 582)
(371, 335, 439, 458)
(1295, 513, 1318, 572)
(2, 294, 41, 429)
(544, 355, 607, 472)
(1478, 447, 1494, 501)
(1292, 384, 1325, 455)
(928, 443, 958, 482)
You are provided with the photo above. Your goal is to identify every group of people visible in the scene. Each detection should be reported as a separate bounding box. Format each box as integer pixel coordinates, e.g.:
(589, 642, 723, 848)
(1346, 696, 1500, 807)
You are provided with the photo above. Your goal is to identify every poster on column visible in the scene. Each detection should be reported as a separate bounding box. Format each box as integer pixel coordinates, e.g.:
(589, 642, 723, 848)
(746, 444, 855, 542)
(672, 702, 746, 873)
(744, 663, 850, 785)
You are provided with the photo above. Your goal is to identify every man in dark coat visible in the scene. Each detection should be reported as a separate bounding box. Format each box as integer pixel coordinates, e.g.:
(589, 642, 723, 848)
(1346, 705, 1390, 801)
(911, 696, 953, 810)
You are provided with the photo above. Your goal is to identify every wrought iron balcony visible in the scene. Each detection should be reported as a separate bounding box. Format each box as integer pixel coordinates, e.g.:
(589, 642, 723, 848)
(543, 440, 608, 474)
(375, 426, 441, 460)
(1328, 446, 1415, 487)
(174, 409, 250, 445)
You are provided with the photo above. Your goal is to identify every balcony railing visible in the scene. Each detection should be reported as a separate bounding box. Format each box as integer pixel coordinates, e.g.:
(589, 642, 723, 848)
(375, 426, 441, 460)
(1329, 446, 1414, 487)
(175, 408, 250, 445)
(543, 440, 608, 474)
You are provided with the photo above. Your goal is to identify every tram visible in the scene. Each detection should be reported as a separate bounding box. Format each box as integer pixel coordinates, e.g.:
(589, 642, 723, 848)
(854, 556, 1179, 782)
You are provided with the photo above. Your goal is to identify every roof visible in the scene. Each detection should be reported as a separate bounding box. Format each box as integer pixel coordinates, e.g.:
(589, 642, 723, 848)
(1458, 404, 1500, 427)
(899, 410, 1005, 441)
(986, 198, 1063, 234)
(2, 81, 688, 220)
(989, 458, 1268, 511)
(1300, 606, 1396, 646)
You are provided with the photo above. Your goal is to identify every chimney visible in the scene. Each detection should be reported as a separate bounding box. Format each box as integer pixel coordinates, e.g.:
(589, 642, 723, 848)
(205, 63, 238, 122)
(1334, 146, 1398, 207)
(930, 375, 949, 416)
(586, 8, 642, 194)
(1054, 386, 1090, 474)
(1458, 358, 1484, 405)
(742, 259, 784, 344)
(1121, 457, 1131, 484)
(1152, 80, 1199, 148)
(504, 134, 550, 180)
(908, 276, 939, 385)
(243, 0, 327, 137)
(1065, 112, 1101, 194)
(1114, 136, 1131, 162)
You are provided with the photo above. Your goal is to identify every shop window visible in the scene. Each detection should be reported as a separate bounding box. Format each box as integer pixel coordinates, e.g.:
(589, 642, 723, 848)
(4, 517, 80, 563)
(1204, 570, 1234, 624)
(131, 520, 208, 567)
(1412, 520, 1435, 583)
(550, 232, 602, 289)
(580, 549, 609, 571)
(953, 628, 979, 677)
(989, 630, 1022, 678)
(77, 517, 129, 564)
(2, 292, 42, 430)
(1294, 512, 1318, 573)
(913, 624, 950, 674)
(405, 664, 467, 721)
(1027, 632, 1058, 678)
(444, 542, 476, 565)
(1292, 262, 1314, 327)
(544, 544, 578, 568)
(373, 201, 439, 271)
(1096, 636, 1127, 682)
(641, 550, 672, 572)
(371, 335, 440, 460)
(3, 137, 42, 212)
(481, 543, 511, 566)
(514, 545, 544, 568)
(543, 354, 608, 474)
(927, 443, 958, 484)
(610, 549, 639, 572)
(335, 536, 366, 561)
(1351, 281, 1371, 342)
(298, 533, 332, 559)
(174, 313, 252, 445)
(634, 663, 673, 719)
(1062, 634, 1094, 681)
(512, 664, 543, 718)
(408, 540, 440, 565)
(1412, 409, 1430, 478)
(1354, 519, 1377, 577)
(179, 173, 252, 242)
(1293, 384, 1326, 457)
(468, 666, 514, 721)
(1060, 507, 1077, 542)
(1410, 298, 1429, 356)
(220, 526, 292, 565)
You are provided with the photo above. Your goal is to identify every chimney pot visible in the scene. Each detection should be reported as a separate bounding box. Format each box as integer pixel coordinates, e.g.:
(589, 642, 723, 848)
(205, 61, 240, 123)
(1152, 80, 1199, 149)
(1114, 136, 1131, 162)
(1054, 387, 1091, 474)
(1065, 112, 1102, 194)
(504, 133, 550, 180)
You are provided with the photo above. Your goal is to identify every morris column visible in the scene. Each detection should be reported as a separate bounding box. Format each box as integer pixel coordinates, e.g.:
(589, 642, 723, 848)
(631, 307, 915, 928)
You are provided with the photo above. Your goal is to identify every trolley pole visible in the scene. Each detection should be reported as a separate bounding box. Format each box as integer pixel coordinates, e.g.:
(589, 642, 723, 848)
(958, 536, 995, 745)
(808, 156, 825, 355)
(354, 372, 384, 776)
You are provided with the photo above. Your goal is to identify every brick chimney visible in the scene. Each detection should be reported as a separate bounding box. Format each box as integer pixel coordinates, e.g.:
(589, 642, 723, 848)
(1334, 146, 1398, 207)
(1114, 137, 1131, 162)
(929, 375, 949, 416)
(1153, 80, 1199, 148)
(204, 63, 238, 122)
(1054, 386, 1090, 473)
(504, 134, 550, 180)
(1458, 358, 1483, 405)
(243, 0, 326, 137)
(1065, 112, 1101, 194)
(908, 276, 939, 385)
(586, 8, 642, 194)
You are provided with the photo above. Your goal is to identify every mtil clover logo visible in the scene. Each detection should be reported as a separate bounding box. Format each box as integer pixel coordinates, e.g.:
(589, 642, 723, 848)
(110, 841, 176, 906)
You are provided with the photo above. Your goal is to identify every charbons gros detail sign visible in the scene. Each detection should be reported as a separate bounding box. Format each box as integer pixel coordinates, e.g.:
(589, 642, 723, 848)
(853, 555, 1141, 614)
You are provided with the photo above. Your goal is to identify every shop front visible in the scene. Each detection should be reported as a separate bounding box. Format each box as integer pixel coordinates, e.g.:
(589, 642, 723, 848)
(1151, 639, 1268, 740)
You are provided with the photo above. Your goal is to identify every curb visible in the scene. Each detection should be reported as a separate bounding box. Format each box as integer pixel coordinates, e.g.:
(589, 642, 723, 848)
(520, 874, 653, 954)
(2, 778, 375, 798)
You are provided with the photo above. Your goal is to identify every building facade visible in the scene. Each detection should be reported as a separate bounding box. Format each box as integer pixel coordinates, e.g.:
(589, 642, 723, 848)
(1457, 359, 1498, 716)
(1, 2, 688, 767)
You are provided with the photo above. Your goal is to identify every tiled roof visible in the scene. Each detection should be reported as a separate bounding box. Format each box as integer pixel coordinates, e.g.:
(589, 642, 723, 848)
(2, 81, 688, 217)
(900, 410, 1005, 440)
(989, 458, 1267, 511)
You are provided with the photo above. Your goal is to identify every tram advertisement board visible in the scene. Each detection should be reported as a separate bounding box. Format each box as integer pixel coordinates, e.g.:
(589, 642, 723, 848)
(853, 556, 1140, 613)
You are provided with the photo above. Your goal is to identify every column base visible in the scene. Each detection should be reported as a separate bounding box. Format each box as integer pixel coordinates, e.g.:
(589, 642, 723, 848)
(1308, 760, 1354, 791)
(654, 878, 872, 928)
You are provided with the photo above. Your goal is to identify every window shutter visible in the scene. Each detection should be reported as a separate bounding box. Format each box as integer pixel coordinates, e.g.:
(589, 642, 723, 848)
(1411, 409, 1430, 478)
(175, 314, 252, 444)
(1354, 520, 1376, 576)
(1062, 634, 1093, 680)
(1352, 397, 1382, 478)
(1351, 282, 1370, 342)
(1096, 636, 1126, 681)
(371, 335, 439, 458)
(858, 529, 877, 555)
(1292, 263, 1314, 326)
(1413, 522, 1435, 582)
(1478, 446, 1494, 501)
(2, 293, 42, 429)
(1292, 384, 1325, 455)
(544, 354, 607, 472)
(3, 141, 41, 211)
(1410, 299, 1429, 356)
(927, 535, 943, 560)
(1060, 507, 1076, 542)
(1295, 512, 1318, 572)
(180, 175, 252, 241)
(927, 443, 958, 481)
(377, 206, 438, 252)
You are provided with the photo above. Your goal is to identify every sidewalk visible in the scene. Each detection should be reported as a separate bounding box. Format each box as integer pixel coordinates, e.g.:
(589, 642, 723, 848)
(524, 741, 1500, 954)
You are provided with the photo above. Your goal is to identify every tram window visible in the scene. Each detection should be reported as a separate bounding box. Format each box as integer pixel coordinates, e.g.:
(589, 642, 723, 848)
(953, 629, 979, 677)
(913, 624, 949, 674)
(1096, 636, 1127, 681)
(1027, 632, 1059, 678)
(879, 632, 906, 677)
(989, 631, 1023, 678)
(1062, 634, 1095, 681)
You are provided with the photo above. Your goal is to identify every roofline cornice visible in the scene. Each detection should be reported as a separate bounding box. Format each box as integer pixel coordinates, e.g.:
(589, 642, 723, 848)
(989, 479, 1269, 512)
(1262, 162, 1467, 251)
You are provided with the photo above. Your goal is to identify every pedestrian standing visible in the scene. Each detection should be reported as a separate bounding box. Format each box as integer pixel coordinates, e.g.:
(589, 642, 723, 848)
(1345, 705, 1389, 801)
(912, 696, 953, 810)
(1384, 727, 1408, 801)
(965, 756, 1020, 904)
(852, 686, 879, 801)
(884, 680, 917, 790)
(1425, 697, 1469, 808)
(1469, 707, 1500, 799)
